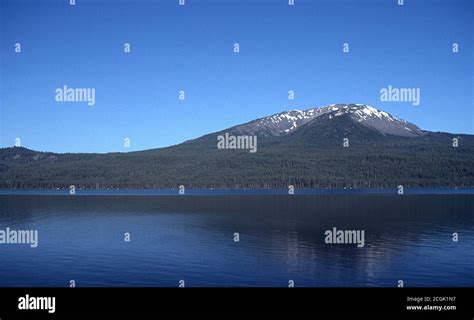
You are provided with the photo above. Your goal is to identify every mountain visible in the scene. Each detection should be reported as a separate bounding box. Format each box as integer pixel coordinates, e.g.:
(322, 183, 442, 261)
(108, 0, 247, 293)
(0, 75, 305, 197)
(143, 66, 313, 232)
(1, 104, 473, 189)
(230, 104, 423, 138)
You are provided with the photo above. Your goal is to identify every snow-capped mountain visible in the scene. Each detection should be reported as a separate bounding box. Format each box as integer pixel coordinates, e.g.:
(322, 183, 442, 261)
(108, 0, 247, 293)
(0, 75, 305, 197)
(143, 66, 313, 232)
(232, 103, 424, 137)
(2, 102, 473, 189)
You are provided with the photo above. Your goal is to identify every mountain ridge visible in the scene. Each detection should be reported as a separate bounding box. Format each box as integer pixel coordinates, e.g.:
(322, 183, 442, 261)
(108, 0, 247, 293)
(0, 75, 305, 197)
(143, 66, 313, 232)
(229, 103, 424, 138)
(1, 103, 473, 189)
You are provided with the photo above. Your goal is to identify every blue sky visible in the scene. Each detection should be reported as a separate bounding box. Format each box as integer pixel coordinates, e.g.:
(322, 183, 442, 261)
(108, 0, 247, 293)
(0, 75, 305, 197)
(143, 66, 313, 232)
(1, 0, 472, 153)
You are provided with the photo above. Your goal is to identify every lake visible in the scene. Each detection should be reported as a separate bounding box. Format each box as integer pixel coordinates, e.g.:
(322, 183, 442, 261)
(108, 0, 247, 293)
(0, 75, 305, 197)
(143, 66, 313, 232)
(0, 192, 473, 287)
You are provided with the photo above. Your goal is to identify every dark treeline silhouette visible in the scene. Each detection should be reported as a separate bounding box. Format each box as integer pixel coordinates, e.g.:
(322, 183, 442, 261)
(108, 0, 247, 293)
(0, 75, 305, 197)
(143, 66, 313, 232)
(1, 114, 473, 189)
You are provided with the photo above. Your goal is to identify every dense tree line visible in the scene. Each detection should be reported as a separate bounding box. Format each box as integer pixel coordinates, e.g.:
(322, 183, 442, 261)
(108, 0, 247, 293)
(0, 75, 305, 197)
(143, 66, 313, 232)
(1, 117, 473, 189)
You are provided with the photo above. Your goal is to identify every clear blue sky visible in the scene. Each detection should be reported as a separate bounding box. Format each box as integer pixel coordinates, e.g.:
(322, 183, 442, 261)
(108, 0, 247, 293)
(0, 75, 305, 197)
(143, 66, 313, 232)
(1, 0, 472, 153)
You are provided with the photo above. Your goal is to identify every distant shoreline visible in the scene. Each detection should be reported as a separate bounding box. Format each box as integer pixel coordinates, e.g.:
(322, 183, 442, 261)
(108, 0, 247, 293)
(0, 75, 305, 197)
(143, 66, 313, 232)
(1, 187, 473, 196)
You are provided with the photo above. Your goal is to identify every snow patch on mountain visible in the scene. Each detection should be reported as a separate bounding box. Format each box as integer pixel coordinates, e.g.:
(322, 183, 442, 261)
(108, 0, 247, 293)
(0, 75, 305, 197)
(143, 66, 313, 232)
(232, 103, 424, 137)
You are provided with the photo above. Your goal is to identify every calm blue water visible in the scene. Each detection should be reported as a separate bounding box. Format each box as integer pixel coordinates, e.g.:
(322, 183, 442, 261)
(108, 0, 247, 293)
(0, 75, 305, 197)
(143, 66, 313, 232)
(0, 192, 473, 287)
